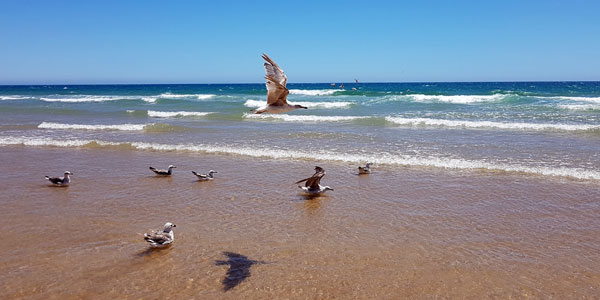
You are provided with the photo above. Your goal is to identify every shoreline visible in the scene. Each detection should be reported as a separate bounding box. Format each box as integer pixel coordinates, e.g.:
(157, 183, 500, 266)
(2, 145, 599, 298)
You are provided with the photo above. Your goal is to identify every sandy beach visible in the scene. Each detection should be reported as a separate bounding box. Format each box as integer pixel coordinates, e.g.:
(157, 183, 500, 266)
(1, 145, 599, 299)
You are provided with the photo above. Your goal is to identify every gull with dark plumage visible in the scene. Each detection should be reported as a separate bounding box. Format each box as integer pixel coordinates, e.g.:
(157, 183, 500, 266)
(296, 166, 334, 195)
(143, 222, 176, 248)
(45, 171, 73, 186)
(252, 53, 308, 114)
(358, 163, 373, 175)
(192, 170, 217, 181)
(149, 165, 176, 176)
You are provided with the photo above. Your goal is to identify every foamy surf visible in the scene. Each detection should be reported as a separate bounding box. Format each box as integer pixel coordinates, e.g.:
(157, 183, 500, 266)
(244, 99, 353, 109)
(409, 94, 507, 104)
(159, 93, 215, 100)
(39, 95, 142, 103)
(558, 104, 600, 111)
(288, 89, 340, 96)
(244, 113, 370, 122)
(38, 122, 149, 131)
(147, 111, 213, 118)
(1, 136, 599, 180)
(385, 117, 600, 132)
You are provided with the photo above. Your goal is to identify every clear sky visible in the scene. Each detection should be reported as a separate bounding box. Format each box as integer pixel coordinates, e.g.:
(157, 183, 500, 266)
(1, 0, 599, 84)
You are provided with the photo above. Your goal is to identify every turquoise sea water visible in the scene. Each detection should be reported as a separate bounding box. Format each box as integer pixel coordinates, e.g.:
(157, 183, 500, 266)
(1, 82, 599, 180)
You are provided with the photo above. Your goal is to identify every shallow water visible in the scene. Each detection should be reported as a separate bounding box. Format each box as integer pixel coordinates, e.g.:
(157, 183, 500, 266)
(1, 146, 599, 299)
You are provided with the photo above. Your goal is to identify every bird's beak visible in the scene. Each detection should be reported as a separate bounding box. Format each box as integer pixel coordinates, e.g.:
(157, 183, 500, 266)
(301, 106, 308, 109)
(172, 224, 176, 227)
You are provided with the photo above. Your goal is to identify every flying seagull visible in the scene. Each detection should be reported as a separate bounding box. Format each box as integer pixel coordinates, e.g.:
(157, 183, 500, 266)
(252, 53, 308, 114)
(149, 165, 176, 176)
(295, 166, 334, 195)
(45, 171, 73, 186)
(192, 170, 217, 181)
(358, 163, 373, 175)
(143, 222, 176, 247)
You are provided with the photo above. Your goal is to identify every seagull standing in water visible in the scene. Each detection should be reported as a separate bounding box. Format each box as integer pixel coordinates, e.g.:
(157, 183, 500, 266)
(149, 165, 176, 176)
(296, 166, 334, 195)
(45, 171, 73, 186)
(358, 163, 373, 175)
(192, 170, 217, 181)
(144, 222, 176, 248)
(252, 53, 308, 114)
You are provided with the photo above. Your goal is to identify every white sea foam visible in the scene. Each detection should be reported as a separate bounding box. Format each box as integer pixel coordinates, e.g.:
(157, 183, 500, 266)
(544, 96, 600, 103)
(39, 95, 141, 103)
(38, 122, 148, 131)
(1, 136, 599, 180)
(244, 99, 353, 109)
(159, 93, 215, 100)
(0, 95, 32, 100)
(147, 111, 212, 118)
(244, 113, 369, 122)
(385, 117, 599, 132)
(288, 89, 340, 96)
(409, 94, 507, 104)
(558, 104, 600, 111)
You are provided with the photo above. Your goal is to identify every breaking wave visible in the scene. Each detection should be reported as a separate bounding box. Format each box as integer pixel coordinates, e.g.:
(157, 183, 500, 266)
(288, 89, 340, 96)
(244, 113, 370, 122)
(385, 117, 600, 132)
(158, 93, 215, 100)
(38, 122, 148, 131)
(1, 136, 599, 180)
(244, 99, 353, 109)
(39, 95, 142, 103)
(147, 111, 213, 118)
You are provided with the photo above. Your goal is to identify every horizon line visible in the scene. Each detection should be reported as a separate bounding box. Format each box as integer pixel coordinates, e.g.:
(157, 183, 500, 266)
(1, 80, 599, 86)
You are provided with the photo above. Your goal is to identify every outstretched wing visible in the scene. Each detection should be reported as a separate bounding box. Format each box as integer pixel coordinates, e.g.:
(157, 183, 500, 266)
(263, 53, 289, 106)
(296, 167, 326, 189)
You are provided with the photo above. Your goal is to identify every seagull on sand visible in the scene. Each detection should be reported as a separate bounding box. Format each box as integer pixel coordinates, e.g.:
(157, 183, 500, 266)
(296, 166, 334, 195)
(358, 163, 373, 175)
(149, 165, 176, 176)
(192, 170, 217, 181)
(45, 171, 73, 186)
(144, 222, 176, 247)
(252, 53, 308, 114)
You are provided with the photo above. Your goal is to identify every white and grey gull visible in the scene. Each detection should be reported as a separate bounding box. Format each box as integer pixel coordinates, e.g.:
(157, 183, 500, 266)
(149, 165, 176, 176)
(252, 53, 308, 114)
(45, 171, 73, 186)
(296, 166, 334, 195)
(192, 170, 217, 181)
(144, 222, 176, 247)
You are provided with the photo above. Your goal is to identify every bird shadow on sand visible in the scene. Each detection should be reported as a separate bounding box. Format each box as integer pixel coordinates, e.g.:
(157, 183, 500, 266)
(215, 252, 267, 291)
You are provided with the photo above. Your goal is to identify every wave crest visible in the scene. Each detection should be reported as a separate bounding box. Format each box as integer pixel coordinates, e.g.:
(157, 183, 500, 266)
(385, 117, 599, 132)
(1, 136, 599, 180)
(244, 99, 353, 109)
(147, 111, 213, 118)
(288, 89, 340, 96)
(244, 113, 369, 122)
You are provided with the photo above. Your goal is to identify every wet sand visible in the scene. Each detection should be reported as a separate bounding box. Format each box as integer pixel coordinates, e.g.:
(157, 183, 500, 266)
(1, 146, 599, 299)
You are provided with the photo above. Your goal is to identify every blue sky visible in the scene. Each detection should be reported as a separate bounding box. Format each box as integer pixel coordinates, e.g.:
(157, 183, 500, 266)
(1, 0, 599, 84)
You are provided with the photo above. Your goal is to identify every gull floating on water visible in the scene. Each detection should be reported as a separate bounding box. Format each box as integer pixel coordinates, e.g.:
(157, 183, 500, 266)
(296, 166, 334, 195)
(45, 171, 73, 186)
(252, 53, 307, 114)
(149, 165, 176, 176)
(192, 170, 217, 181)
(358, 163, 373, 175)
(144, 222, 176, 247)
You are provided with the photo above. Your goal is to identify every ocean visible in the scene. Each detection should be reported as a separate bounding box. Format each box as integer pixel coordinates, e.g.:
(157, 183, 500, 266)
(1, 82, 600, 298)
(1, 82, 599, 180)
